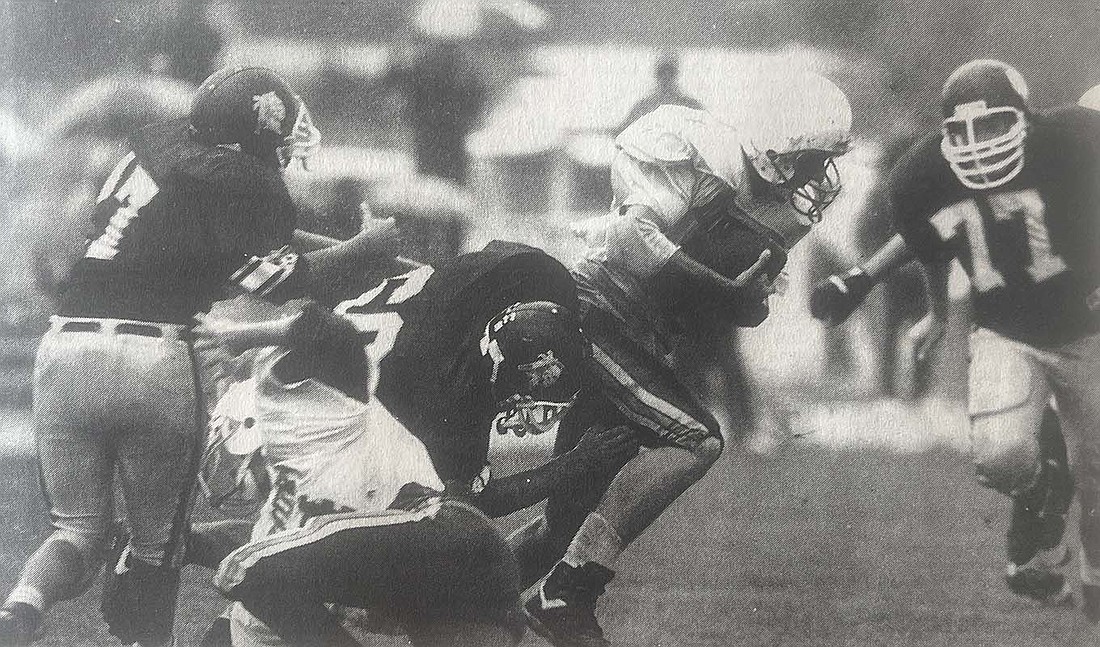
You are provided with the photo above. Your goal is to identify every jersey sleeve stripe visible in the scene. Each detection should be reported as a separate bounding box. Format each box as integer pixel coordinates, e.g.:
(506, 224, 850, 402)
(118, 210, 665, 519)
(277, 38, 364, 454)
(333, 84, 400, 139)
(95, 152, 137, 204)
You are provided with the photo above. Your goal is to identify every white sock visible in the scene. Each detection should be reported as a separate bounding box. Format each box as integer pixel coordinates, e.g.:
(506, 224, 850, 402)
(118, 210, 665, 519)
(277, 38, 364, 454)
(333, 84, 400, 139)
(5, 585, 45, 612)
(562, 512, 623, 570)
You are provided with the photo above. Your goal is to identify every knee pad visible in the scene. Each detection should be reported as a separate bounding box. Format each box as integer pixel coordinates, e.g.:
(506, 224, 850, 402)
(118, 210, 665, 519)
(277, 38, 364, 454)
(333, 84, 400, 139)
(968, 338, 1046, 497)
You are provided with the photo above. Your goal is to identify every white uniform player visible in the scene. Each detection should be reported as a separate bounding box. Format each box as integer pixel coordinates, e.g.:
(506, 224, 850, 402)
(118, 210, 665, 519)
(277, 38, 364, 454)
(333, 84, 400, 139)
(196, 304, 523, 647)
(519, 71, 854, 646)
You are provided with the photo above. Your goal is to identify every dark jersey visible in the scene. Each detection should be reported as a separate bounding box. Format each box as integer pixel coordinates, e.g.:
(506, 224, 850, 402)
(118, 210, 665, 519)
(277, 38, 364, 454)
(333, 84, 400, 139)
(57, 119, 301, 324)
(331, 240, 579, 490)
(890, 106, 1100, 346)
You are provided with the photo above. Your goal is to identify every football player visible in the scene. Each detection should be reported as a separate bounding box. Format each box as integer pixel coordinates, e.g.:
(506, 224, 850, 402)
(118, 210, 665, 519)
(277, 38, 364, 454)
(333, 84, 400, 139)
(0, 65, 399, 647)
(809, 60, 1100, 621)
(192, 299, 525, 647)
(197, 240, 638, 521)
(515, 71, 854, 645)
(189, 241, 632, 646)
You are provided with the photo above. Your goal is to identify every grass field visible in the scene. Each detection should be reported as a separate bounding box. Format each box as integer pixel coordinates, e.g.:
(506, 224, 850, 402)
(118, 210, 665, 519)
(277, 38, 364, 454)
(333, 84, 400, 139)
(1, 402, 1097, 647)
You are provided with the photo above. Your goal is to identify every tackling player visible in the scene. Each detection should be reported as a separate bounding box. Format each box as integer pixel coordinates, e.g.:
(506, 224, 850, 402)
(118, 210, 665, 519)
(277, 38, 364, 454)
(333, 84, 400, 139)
(188, 241, 637, 645)
(0, 65, 397, 647)
(193, 300, 525, 647)
(809, 60, 1100, 622)
(515, 71, 854, 645)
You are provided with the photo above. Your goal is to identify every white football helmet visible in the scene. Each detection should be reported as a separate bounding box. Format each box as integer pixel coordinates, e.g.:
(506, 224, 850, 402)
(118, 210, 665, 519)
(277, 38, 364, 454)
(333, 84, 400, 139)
(727, 70, 853, 225)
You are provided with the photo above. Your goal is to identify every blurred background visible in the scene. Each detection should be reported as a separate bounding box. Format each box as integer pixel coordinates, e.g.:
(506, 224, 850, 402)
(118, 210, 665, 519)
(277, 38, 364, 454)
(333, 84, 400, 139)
(4, 3, 1100, 645)
(1, 0, 1099, 447)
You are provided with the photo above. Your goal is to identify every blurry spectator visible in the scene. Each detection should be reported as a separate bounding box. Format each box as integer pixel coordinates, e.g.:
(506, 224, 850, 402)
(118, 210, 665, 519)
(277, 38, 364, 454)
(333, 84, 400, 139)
(394, 39, 487, 184)
(150, 1, 227, 86)
(617, 50, 704, 133)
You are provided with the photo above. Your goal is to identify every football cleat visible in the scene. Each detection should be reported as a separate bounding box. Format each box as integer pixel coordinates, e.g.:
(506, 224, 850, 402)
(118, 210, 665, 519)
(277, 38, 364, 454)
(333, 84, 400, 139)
(1004, 547, 1075, 606)
(524, 562, 615, 647)
(0, 602, 40, 647)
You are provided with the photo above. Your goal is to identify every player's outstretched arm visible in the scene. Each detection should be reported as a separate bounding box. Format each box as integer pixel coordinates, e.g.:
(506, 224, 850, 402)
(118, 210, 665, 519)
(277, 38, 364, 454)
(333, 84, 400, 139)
(472, 425, 640, 518)
(810, 233, 913, 326)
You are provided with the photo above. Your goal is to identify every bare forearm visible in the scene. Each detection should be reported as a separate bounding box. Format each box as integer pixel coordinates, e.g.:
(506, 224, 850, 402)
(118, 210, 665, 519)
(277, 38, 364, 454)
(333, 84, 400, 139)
(292, 229, 341, 252)
(861, 233, 913, 281)
(667, 248, 743, 297)
(922, 260, 951, 320)
(472, 453, 591, 518)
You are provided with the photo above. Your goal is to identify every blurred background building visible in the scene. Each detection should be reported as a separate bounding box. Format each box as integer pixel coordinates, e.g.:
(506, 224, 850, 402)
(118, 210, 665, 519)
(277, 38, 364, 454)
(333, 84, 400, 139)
(1, 0, 1098, 439)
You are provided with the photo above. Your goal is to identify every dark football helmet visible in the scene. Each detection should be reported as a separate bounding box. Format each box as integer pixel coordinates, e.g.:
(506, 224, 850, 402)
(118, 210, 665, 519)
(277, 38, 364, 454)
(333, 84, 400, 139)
(480, 301, 589, 437)
(189, 66, 320, 169)
(940, 59, 1031, 190)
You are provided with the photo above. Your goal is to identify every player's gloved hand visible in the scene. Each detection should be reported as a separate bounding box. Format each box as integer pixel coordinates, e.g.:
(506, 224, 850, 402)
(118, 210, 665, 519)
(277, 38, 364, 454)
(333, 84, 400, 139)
(569, 424, 641, 472)
(809, 267, 874, 326)
(723, 249, 780, 327)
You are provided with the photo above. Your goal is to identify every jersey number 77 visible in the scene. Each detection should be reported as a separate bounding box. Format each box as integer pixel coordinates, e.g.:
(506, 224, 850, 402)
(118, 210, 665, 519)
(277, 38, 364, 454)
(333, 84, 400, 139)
(930, 188, 1067, 292)
(334, 266, 435, 396)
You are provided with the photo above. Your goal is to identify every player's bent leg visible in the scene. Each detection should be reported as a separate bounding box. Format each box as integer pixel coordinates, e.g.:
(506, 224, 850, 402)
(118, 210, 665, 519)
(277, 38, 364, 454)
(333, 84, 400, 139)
(526, 308, 725, 646)
(3, 341, 116, 646)
(1, 530, 109, 646)
(217, 499, 520, 646)
(512, 393, 624, 589)
(968, 328, 1076, 605)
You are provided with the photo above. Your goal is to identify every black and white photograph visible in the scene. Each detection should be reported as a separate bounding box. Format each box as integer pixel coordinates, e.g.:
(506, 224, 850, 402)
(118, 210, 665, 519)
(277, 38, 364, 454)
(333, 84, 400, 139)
(0, 0, 1099, 645)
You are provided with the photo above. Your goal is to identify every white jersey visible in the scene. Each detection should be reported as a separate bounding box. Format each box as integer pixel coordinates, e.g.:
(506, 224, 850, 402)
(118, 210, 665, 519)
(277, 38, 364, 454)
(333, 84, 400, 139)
(250, 347, 443, 541)
(571, 105, 809, 351)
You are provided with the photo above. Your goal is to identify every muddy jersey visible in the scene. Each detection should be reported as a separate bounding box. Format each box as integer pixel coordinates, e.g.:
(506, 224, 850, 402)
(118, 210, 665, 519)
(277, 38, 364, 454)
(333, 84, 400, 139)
(891, 105, 1100, 346)
(249, 347, 443, 541)
(57, 119, 302, 324)
(333, 240, 579, 491)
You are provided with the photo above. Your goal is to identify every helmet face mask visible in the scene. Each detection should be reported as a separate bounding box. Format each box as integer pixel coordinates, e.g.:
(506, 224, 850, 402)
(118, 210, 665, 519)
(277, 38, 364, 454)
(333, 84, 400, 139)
(940, 101, 1026, 190)
(938, 59, 1031, 191)
(756, 148, 844, 223)
(492, 392, 579, 437)
(479, 301, 587, 438)
(276, 99, 321, 170)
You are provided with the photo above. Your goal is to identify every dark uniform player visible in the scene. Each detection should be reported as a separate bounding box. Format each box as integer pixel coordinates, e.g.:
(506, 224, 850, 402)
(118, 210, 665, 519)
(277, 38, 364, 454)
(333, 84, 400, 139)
(0, 65, 394, 647)
(190, 241, 634, 646)
(198, 240, 638, 522)
(810, 60, 1100, 623)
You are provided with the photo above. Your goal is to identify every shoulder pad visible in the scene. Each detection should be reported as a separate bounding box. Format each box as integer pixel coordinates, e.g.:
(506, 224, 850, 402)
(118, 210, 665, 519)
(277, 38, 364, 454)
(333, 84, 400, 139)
(616, 105, 700, 164)
(131, 118, 285, 198)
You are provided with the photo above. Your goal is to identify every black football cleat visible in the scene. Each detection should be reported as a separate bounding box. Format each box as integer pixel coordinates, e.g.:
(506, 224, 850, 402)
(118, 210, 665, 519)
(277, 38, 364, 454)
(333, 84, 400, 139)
(524, 562, 614, 647)
(1004, 550, 1075, 607)
(0, 602, 40, 647)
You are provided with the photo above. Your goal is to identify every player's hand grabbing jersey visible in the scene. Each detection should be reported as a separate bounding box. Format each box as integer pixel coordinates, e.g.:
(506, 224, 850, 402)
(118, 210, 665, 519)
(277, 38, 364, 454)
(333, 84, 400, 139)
(890, 105, 1100, 346)
(57, 119, 303, 324)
